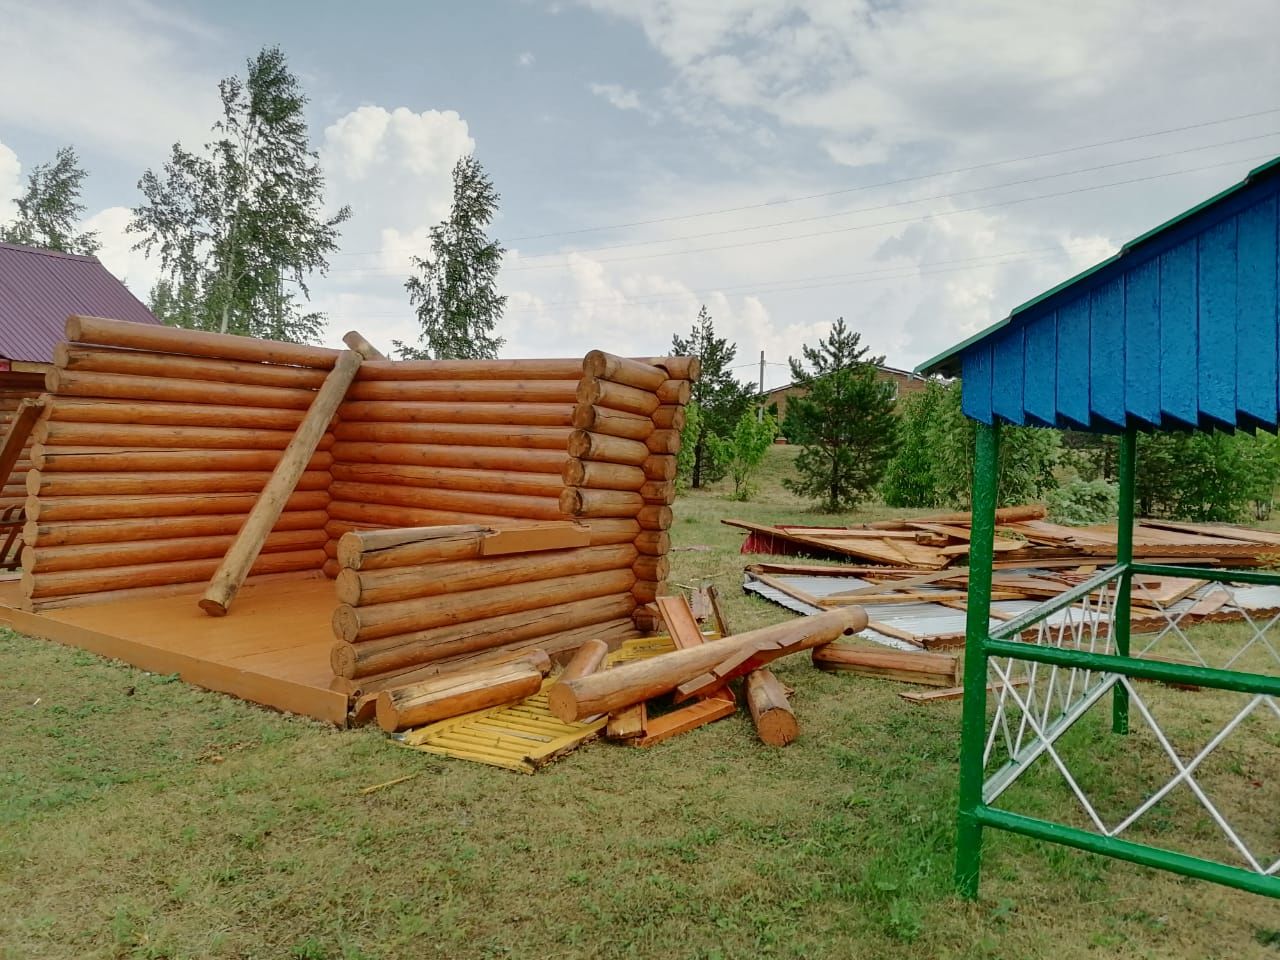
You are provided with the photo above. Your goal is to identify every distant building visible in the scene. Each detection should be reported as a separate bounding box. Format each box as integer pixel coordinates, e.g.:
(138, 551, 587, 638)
(759, 363, 931, 425)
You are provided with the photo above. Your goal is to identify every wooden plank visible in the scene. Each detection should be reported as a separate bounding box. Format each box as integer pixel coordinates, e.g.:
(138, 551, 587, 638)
(655, 594, 705, 649)
(0, 397, 43, 489)
(633, 694, 735, 748)
(480, 522, 591, 556)
(899, 678, 1029, 704)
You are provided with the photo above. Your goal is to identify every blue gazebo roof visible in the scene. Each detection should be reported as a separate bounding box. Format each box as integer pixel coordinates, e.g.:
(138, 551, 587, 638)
(917, 156, 1280, 432)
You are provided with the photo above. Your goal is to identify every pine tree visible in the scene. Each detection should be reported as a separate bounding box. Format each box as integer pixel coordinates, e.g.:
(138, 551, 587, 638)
(0, 146, 99, 255)
(129, 46, 350, 342)
(399, 156, 506, 360)
(670, 305, 753, 487)
(784, 317, 897, 511)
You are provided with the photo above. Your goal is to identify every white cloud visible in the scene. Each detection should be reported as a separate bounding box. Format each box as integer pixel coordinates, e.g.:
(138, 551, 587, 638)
(589, 83, 661, 122)
(0, 140, 20, 225)
(81, 205, 162, 296)
(0, 0, 219, 159)
(518, 51, 536, 67)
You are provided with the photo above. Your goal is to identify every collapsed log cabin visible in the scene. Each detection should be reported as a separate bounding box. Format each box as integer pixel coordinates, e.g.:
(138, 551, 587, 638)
(0, 315, 696, 724)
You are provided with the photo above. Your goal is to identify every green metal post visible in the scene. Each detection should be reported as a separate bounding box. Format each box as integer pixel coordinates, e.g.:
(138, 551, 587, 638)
(955, 421, 999, 899)
(1112, 428, 1136, 735)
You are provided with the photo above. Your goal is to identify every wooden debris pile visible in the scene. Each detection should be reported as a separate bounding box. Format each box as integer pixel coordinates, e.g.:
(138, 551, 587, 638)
(726, 504, 1280, 569)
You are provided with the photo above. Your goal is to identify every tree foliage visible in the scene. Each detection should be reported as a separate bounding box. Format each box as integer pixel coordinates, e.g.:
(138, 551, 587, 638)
(671, 306, 754, 487)
(0, 146, 99, 255)
(399, 156, 506, 360)
(129, 46, 350, 342)
(880, 380, 1061, 509)
(783, 318, 897, 511)
(709, 411, 778, 501)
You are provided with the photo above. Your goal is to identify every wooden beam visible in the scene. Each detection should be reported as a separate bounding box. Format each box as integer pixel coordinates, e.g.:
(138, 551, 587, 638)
(0, 397, 43, 489)
(342, 330, 388, 360)
(200, 350, 362, 616)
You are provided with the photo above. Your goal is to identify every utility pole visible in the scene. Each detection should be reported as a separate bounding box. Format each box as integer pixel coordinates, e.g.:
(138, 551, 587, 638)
(758, 350, 765, 422)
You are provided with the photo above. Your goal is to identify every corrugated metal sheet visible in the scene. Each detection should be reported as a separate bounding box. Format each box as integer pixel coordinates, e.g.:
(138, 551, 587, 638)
(0, 242, 159, 363)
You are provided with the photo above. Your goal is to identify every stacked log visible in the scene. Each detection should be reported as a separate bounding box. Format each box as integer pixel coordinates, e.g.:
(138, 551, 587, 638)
(0, 373, 46, 513)
(21, 316, 339, 609)
(559, 351, 696, 623)
(329, 524, 642, 691)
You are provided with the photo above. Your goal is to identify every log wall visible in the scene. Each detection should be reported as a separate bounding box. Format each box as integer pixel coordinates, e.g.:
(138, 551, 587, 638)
(0, 372, 47, 514)
(21, 317, 341, 609)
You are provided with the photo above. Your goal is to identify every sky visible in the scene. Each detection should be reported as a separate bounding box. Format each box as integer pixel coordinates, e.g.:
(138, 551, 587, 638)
(1, 0, 1278, 390)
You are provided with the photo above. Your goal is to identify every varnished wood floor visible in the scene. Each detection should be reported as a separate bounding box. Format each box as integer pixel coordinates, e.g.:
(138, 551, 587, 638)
(0, 574, 349, 724)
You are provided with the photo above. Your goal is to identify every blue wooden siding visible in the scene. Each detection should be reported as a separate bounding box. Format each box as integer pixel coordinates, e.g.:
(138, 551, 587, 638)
(955, 164, 1280, 432)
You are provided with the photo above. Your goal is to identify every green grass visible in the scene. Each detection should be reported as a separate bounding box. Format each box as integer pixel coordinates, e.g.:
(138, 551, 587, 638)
(1, 446, 1276, 959)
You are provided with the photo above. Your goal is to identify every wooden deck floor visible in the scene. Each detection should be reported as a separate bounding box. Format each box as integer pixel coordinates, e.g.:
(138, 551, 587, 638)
(0, 574, 349, 724)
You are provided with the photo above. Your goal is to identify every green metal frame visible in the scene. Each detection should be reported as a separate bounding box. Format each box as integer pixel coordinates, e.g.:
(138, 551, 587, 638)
(954, 424, 1280, 900)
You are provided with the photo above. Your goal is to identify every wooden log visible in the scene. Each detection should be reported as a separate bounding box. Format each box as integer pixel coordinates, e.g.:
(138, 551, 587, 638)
(335, 543, 638, 606)
(344, 379, 579, 404)
(559, 487, 645, 519)
(29, 469, 330, 498)
(344, 643, 560, 697)
(31, 446, 332, 473)
(643, 357, 700, 381)
(645, 429, 681, 455)
(576, 378, 659, 417)
(200, 350, 362, 616)
(330, 462, 562, 498)
(636, 505, 673, 530)
(336, 524, 488, 569)
(583, 518, 641, 545)
(559, 638, 609, 683)
(375, 662, 545, 732)
(23, 510, 329, 549)
(330, 441, 565, 474)
(570, 404, 654, 441)
(47, 369, 317, 410)
(27, 489, 328, 522)
(28, 569, 325, 613)
(746, 669, 798, 746)
(322, 557, 340, 579)
(632, 555, 670, 582)
(330, 481, 563, 522)
(342, 330, 388, 360)
(562, 459, 646, 491)
(639, 479, 676, 505)
(326, 501, 507, 529)
(655, 379, 692, 405)
(651, 405, 686, 431)
(549, 606, 868, 722)
(607, 703, 647, 740)
(643, 456, 678, 481)
(333, 421, 571, 450)
(567, 430, 649, 466)
(54, 343, 330, 389)
(332, 568, 636, 644)
(24, 548, 325, 600)
(66, 314, 340, 368)
(633, 530, 671, 555)
(582, 351, 667, 392)
(45, 397, 306, 431)
(339, 400, 574, 427)
(632, 581, 661, 604)
(356, 358, 584, 381)
(35, 419, 319, 451)
(331, 592, 637, 678)
(631, 603, 661, 632)
(24, 528, 328, 574)
(0, 397, 43, 489)
(811, 644, 961, 687)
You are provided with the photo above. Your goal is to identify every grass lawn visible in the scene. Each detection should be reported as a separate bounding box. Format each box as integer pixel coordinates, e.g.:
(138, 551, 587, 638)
(1, 446, 1277, 959)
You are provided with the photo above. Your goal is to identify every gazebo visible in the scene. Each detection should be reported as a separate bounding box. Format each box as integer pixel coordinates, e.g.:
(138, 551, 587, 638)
(919, 156, 1280, 900)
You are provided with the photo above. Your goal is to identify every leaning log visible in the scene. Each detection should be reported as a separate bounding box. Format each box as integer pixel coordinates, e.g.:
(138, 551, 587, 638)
(558, 638, 609, 683)
(200, 350, 362, 616)
(549, 606, 868, 722)
(745, 669, 798, 747)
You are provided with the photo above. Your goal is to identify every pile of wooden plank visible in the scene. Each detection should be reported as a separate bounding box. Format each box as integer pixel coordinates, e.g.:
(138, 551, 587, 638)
(725, 505, 1280, 569)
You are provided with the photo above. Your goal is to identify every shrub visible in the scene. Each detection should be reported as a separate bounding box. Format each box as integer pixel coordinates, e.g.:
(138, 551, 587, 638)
(1047, 478, 1119, 525)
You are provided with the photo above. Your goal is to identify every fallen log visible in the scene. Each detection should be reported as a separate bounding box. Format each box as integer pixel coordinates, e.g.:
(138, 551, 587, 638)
(375, 661, 547, 732)
(558, 638, 609, 683)
(549, 606, 867, 722)
(746, 669, 798, 746)
(812, 644, 961, 687)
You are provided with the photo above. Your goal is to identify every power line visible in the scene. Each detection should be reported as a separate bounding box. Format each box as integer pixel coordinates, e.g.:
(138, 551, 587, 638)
(502, 106, 1280, 242)
(505, 130, 1280, 260)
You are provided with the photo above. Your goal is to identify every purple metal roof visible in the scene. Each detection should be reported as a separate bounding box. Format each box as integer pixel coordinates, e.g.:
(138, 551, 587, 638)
(0, 241, 160, 363)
